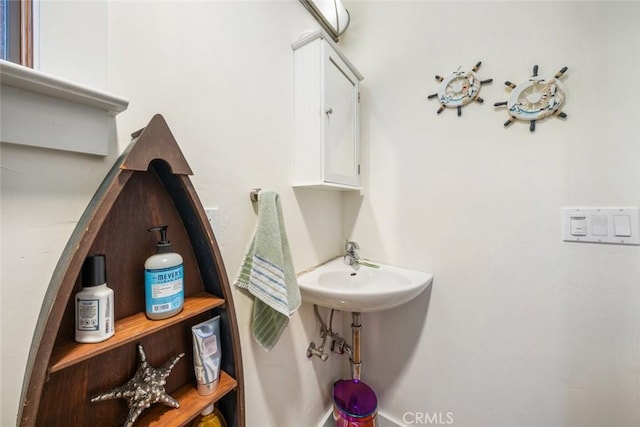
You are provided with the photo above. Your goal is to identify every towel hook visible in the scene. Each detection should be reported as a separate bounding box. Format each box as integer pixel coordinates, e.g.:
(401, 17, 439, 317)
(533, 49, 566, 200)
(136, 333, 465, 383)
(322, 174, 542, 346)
(250, 188, 261, 203)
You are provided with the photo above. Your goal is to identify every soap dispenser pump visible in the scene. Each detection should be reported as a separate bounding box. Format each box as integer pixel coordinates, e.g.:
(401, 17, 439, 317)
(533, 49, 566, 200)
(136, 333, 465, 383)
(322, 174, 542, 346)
(145, 225, 184, 320)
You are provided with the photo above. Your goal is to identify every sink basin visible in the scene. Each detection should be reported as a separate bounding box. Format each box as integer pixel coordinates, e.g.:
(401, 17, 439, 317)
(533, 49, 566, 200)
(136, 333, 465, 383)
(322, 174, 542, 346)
(297, 258, 433, 312)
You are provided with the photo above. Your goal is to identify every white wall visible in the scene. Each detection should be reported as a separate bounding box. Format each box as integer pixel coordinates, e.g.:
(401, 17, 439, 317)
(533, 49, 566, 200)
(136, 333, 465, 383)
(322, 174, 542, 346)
(341, 2, 640, 427)
(37, 0, 108, 89)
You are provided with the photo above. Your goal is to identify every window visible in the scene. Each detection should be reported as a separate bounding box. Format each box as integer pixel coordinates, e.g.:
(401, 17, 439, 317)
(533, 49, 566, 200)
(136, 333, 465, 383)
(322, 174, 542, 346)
(1, 0, 33, 67)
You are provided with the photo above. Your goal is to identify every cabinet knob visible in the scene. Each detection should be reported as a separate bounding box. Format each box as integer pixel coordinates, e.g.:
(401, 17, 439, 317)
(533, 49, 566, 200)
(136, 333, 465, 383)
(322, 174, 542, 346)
(325, 108, 333, 116)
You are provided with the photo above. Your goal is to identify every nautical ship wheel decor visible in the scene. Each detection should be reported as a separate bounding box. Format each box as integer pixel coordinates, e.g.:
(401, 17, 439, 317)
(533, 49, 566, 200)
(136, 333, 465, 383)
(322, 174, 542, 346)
(494, 65, 568, 132)
(428, 61, 493, 116)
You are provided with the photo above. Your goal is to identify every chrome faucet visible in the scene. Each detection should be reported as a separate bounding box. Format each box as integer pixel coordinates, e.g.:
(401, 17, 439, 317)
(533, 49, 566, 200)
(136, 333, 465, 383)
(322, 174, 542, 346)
(344, 240, 360, 266)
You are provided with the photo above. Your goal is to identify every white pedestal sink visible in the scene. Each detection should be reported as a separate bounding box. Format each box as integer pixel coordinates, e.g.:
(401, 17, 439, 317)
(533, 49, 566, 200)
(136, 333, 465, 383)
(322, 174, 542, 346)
(297, 257, 433, 312)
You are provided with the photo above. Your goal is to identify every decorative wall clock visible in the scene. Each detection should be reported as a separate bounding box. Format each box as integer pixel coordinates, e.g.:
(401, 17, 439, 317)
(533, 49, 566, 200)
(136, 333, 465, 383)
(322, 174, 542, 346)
(494, 65, 568, 132)
(428, 61, 493, 116)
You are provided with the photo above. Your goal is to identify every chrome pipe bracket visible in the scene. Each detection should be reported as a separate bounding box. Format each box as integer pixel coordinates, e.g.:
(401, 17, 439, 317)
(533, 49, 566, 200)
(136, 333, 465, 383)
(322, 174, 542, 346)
(249, 188, 261, 203)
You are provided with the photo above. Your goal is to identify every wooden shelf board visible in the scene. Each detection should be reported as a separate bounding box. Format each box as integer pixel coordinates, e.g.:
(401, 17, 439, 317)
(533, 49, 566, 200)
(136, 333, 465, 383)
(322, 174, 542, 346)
(138, 370, 237, 426)
(49, 293, 224, 373)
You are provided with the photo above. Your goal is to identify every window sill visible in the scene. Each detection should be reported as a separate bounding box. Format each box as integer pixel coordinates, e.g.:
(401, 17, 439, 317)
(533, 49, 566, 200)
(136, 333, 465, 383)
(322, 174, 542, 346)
(0, 60, 129, 156)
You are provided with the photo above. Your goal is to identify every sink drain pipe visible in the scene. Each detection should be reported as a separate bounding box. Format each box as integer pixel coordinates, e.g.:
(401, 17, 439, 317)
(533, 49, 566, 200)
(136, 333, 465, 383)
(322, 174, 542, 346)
(350, 312, 362, 381)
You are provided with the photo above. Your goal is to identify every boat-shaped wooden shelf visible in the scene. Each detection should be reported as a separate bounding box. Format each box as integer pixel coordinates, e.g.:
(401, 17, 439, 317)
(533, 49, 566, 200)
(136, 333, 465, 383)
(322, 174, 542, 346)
(18, 115, 245, 427)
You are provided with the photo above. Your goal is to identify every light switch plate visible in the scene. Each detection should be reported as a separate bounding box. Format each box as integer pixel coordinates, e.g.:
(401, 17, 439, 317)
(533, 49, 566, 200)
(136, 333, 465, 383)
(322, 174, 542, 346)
(563, 207, 639, 245)
(205, 207, 221, 240)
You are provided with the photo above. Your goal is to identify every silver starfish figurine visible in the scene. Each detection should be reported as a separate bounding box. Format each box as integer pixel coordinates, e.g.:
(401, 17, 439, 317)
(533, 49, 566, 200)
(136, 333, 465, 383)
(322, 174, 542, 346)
(91, 343, 185, 427)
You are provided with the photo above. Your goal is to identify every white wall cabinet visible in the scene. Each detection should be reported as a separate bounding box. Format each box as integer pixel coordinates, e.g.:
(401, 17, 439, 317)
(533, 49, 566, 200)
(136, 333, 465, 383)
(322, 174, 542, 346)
(292, 30, 364, 190)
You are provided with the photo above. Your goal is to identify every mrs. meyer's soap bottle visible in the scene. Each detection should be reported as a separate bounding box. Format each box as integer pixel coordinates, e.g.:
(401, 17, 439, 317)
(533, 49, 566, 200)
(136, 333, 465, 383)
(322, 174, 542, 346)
(145, 226, 184, 320)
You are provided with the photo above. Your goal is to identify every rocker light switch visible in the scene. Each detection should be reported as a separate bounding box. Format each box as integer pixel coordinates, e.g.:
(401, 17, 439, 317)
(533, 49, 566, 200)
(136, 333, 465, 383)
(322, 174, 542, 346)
(613, 215, 631, 237)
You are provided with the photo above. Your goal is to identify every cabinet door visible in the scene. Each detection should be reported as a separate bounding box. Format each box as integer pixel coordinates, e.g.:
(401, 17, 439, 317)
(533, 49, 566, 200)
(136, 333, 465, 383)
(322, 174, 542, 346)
(323, 50, 359, 187)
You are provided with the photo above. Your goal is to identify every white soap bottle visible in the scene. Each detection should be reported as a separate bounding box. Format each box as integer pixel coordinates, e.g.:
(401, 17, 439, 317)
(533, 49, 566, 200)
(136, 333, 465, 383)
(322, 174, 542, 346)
(75, 254, 115, 343)
(145, 225, 184, 320)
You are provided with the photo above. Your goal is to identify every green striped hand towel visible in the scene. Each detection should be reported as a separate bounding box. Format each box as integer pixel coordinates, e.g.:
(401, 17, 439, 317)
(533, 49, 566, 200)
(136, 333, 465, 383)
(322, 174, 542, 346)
(235, 190, 301, 351)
